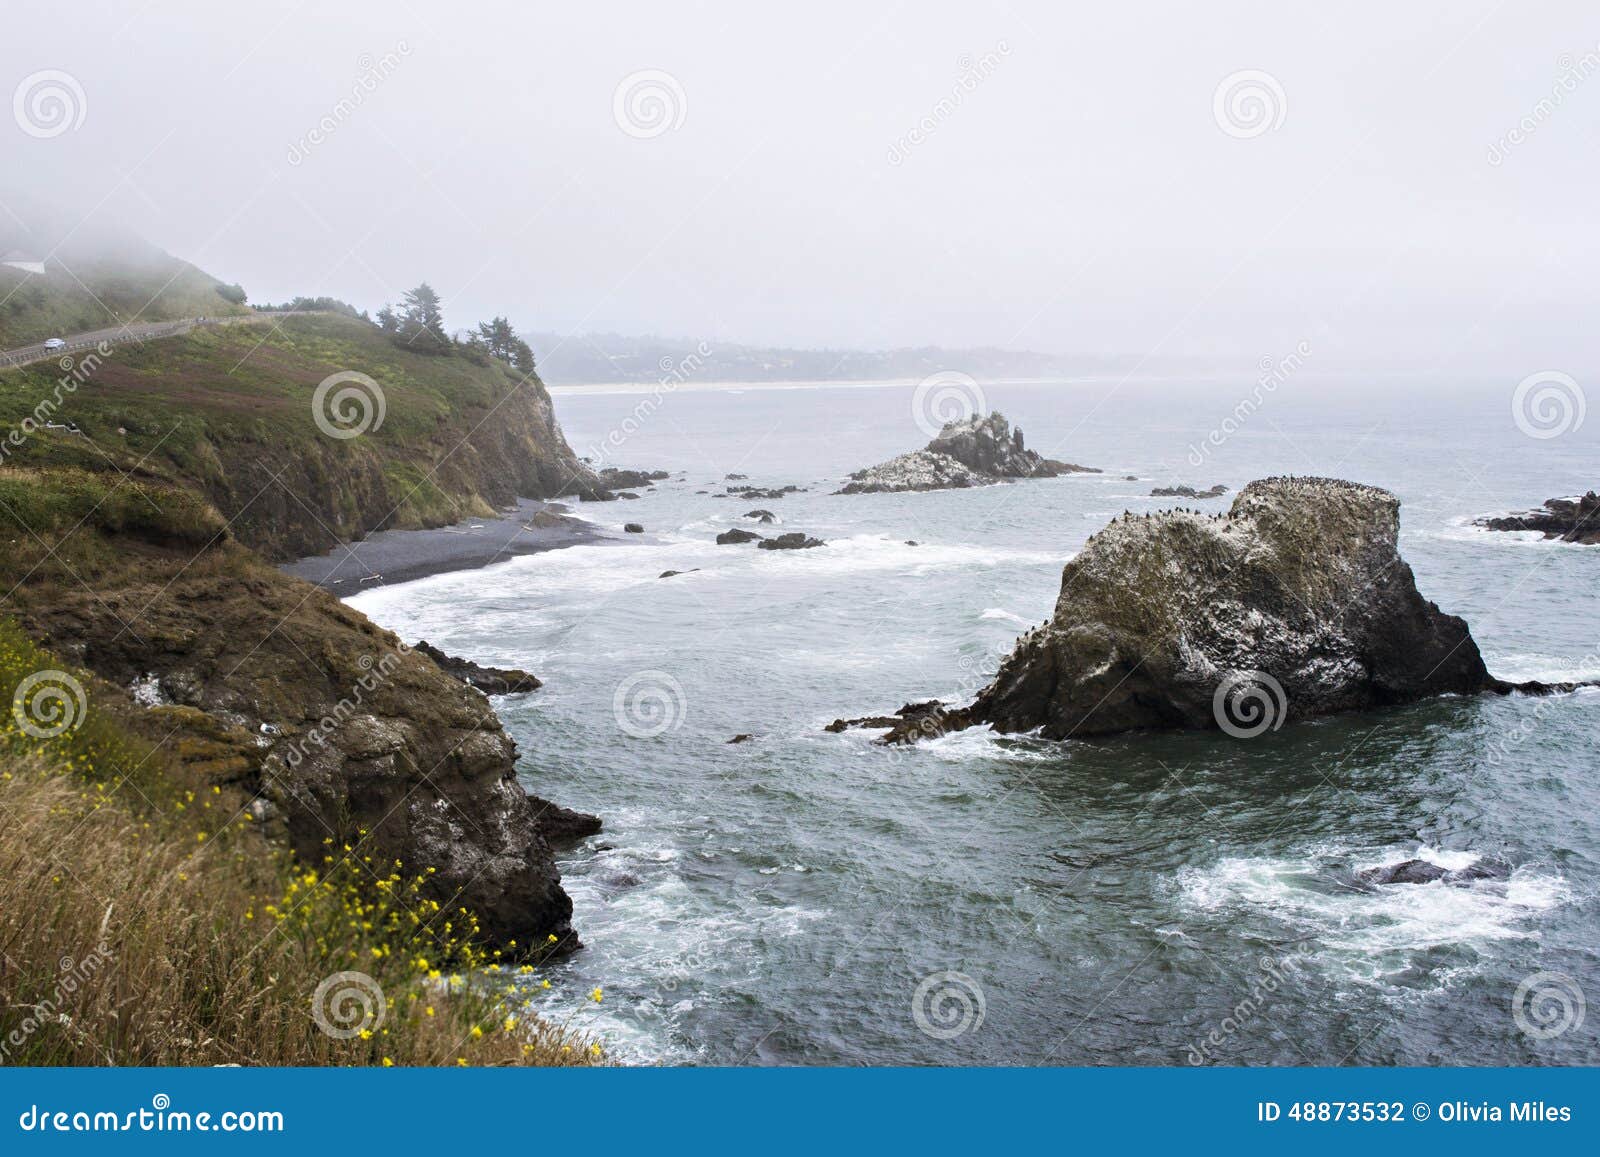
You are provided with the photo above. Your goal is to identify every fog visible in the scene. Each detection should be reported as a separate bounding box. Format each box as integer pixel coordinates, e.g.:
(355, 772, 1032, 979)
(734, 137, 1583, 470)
(4, 0, 1598, 372)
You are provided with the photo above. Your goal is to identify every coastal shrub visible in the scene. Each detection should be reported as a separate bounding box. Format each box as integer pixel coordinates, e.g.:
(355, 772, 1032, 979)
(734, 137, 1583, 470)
(0, 620, 603, 1067)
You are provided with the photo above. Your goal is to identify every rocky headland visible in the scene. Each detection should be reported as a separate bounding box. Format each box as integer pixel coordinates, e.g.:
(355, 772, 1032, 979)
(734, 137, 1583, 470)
(1476, 491, 1600, 545)
(834, 477, 1588, 743)
(835, 411, 1099, 495)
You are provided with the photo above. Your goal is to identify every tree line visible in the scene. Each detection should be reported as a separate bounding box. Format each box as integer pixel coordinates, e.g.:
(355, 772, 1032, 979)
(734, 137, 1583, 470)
(376, 283, 535, 372)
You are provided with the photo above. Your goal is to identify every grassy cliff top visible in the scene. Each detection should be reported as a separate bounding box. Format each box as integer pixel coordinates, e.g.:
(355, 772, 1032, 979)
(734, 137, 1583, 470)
(0, 312, 596, 557)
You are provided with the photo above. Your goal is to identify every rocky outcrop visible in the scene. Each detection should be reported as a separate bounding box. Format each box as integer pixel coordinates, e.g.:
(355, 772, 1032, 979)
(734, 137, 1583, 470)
(757, 532, 825, 550)
(1152, 484, 1227, 499)
(841, 477, 1582, 744)
(415, 640, 542, 695)
(716, 528, 764, 545)
(597, 466, 669, 491)
(836, 412, 1098, 494)
(1477, 491, 1600, 545)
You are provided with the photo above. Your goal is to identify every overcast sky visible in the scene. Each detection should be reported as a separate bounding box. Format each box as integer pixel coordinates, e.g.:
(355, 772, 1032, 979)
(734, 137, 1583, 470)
(3, 1, 1598, 371)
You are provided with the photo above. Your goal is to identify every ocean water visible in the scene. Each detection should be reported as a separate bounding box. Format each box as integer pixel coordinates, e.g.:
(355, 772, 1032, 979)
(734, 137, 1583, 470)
(348, 375, 1600, 1065)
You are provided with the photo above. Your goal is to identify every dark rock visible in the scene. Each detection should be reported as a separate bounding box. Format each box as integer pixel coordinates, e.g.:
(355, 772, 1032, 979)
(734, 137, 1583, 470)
(623, 522, 644, 533)
(599, 467, 669, 490)
(1151, 484, 1228, 498)
(837, 411, 1099, 494)
(727, 733, 754, 744)
(415, 640, 542, 695)
(1124, 475, 1139, 481)
(746, 509, 777, 522)
(526, 509, 581, 530)
(1477, 491, 1600, 545)
(658, 568, 701, 579)
(727, 485, 805, 500)
(757, 532, 825, 550)
(1356, 857, 1511, 887)
(826, 700, 949, 736)
(716, 528, 765, 545)
(527, 795, 603, 844)
(905, 540, 919, 546)
(845, 477, 1590, 745)
(725, 473, 748, 480)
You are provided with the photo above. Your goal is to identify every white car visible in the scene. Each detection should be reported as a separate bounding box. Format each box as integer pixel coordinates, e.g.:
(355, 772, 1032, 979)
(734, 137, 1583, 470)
(42, 337, 65, 350)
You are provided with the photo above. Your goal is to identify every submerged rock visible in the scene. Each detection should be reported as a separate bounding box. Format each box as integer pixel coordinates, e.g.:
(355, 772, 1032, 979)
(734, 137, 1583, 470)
(1355, 858, 1510, 887)
(1477, 491, 1600, 544)
(415, 640, 542, 695)
(716, 528, 765, 545)
(836, 411, 1098, 494)
(842, 477, 1585, 744)
(757, 532, 825, 550)
(623, 522, 644, 533)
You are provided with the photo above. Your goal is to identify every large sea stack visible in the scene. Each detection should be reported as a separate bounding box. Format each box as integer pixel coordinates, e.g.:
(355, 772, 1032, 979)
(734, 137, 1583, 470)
(848, 478, 1565, 743)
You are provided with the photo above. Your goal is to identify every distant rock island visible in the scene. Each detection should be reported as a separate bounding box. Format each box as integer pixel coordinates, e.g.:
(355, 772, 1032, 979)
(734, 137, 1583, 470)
(1477, 491, 1600, 545)
(836, 412, 1099, 495)
(834, 477, 1587, 743)
(1151, 483, 1227, 499)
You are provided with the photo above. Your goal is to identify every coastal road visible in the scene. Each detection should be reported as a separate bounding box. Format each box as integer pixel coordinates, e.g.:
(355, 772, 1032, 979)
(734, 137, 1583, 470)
(0, 311, 316, 371)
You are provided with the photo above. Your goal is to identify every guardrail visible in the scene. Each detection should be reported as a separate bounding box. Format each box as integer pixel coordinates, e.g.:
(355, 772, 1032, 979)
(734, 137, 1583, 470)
(0, 311, 324, 372)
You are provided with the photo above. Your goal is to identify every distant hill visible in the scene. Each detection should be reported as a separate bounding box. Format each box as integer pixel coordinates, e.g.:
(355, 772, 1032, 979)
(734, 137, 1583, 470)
(0, 214, 249, 348)
(526, 332, 1141, 385)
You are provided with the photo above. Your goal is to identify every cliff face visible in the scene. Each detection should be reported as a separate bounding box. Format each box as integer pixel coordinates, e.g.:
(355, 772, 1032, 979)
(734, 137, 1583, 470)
(0, 308, 613, 955)
(0, 467, 584, 955)
(0, 313, 608, 562)
(972, 478, 1491, 738)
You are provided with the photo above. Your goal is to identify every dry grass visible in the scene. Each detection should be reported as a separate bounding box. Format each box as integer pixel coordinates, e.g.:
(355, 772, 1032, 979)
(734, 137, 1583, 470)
(0, 622, 603, 1067)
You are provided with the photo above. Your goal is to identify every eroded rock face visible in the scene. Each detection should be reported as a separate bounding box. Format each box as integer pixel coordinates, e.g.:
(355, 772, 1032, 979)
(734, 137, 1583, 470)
(852, 478, 1530, 744)
(1477, 491, 1600, 545)
(970, 478, 1493, 738)
(836, 412, 1098, 495)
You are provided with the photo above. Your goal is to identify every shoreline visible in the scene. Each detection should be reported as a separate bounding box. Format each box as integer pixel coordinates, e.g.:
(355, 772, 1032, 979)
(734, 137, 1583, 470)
(279, 497, 611, 592)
